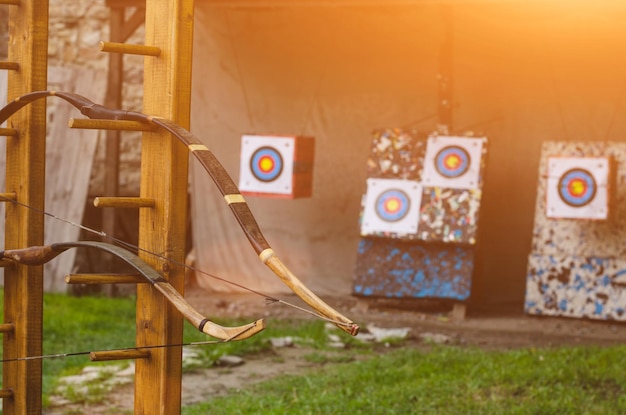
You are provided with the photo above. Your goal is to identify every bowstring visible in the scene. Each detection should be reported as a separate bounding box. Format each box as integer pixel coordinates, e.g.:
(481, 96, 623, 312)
(0, 339, 223, 363)
(0, 306, 261, 363)
(0, 194, 351, 328)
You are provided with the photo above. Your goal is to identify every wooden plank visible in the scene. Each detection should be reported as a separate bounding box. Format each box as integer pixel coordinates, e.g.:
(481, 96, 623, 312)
(43, 67, 106, 292)
(3, 1, 48, 413)
(135, 1, 194, 414)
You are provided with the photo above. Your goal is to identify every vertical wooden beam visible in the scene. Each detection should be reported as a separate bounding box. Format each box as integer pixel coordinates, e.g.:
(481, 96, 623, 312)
(135, 1, 194, 414)
(2, 0, 48, 414)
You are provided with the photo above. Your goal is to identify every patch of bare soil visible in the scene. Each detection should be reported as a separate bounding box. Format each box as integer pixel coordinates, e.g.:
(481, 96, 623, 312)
(43, 288, 626, 414)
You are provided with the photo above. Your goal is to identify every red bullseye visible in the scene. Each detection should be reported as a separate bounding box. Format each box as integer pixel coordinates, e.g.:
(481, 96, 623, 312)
(434, 145, 470, 179)
(567, 179, 587, 197)
(444, 154, 461, 170)
(384, 197, 402, 214)
(250, 146, 284, 182)
(258, 156, 275, 173)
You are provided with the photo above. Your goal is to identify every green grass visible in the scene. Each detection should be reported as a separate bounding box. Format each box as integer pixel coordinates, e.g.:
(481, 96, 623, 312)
(0, 290, 342, 408)
(1, 290, 625, 414)
(182, 345, 626, 415)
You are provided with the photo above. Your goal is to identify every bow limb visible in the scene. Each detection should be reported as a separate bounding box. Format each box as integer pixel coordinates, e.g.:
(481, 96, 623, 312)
(0, 242, 264, 341)
(0, 91, 359, 336)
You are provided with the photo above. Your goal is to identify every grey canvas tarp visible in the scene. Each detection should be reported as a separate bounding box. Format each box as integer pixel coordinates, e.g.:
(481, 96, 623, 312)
(188, 1, 626, 305)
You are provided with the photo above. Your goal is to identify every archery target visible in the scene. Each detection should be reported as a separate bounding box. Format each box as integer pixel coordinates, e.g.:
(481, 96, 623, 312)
(546, 157, 609, 220)
(250, 146, 283, 182)
(239, 135, 295, 195)
(361, 178, 422, 236)
(422, 136, 484, 189)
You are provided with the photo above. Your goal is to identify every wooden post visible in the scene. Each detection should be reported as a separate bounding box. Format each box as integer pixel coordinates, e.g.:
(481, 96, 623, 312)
(134, 1, 194, 413)
(2, 0, 48, 413)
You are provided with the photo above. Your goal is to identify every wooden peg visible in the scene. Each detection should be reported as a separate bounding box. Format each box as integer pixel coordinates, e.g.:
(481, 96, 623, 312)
(68, 118, 154, 131)
(0, 192, 17, 201)
(0, 389, 14, 399)
(0, 323, 14, 333)
(94, 197, 156, 209)
(0, 62, 19, 71)
(0, 260, 14, 269)
(65, 273, 146, 285)
(0, 128, 18, 137)
(90, 349, 150, 362)
(99, 41, 161, 57)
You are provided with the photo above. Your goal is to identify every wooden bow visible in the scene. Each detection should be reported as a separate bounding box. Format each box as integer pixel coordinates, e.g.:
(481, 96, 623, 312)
(0, 91, 359, 336)
(0, 241, 264, 341)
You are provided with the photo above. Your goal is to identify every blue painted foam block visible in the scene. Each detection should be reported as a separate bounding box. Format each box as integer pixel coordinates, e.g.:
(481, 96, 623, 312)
(525, 254, 626, 321)
(353, 237, 474, 301)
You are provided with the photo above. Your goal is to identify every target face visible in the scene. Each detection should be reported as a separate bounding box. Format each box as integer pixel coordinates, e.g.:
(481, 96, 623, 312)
(361, 178, 422, 236)
(546, 157, 609, 220)
(239, 135, 295, 195)
(435, 146, 471, 178)
(375, 189, 411, 222)
(250, 146, 283, 182)
(558, 168, 596, 207)
(422, 136, 484, 189)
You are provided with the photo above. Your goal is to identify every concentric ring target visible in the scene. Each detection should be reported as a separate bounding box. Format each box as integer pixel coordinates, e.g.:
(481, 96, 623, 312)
(250, 146, 284, 182)
(558, 168, 597, 207)
(434, 145, 471, 178)
(375, 189, 410, 222)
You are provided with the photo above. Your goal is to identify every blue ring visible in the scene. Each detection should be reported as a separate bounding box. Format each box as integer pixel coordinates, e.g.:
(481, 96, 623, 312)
(375, 189, 410, 222)
(558, 168, 596, 207)
(435, 145, 470, 178)
(250, 146, 284, 182)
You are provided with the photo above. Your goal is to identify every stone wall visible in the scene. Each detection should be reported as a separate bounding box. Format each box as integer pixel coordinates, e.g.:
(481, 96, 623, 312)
(49, 1, 144, 197)
(1, 1, 144, 197)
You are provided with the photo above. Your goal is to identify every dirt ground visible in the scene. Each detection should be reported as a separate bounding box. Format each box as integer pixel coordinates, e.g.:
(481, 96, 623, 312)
(44, 288, 626, 414)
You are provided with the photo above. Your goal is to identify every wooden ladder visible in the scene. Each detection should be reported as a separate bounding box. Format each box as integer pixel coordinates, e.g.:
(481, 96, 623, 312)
(1, 0, 196, 413)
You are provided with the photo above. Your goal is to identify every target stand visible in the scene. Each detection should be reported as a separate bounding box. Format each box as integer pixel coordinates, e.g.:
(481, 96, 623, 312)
(239, 134, 315, 198)
(353, 130, 488, 319)
(525, 142, 625, 321)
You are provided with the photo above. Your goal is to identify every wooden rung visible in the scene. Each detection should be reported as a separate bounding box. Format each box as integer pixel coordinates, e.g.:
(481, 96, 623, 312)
(0, 0, 20, 5)
(99, 41, 161, 57)
(0, 62, 19, 71)
(65, 273, 146, 285)
(68, 118, 154, 131)
(94, 197, 156, 209)
(0, 389, 14, 399)
(0, 260, 14, 268)
(0, 323, 14, 333)
(0, 192, 17, 201)
(0, 128, 18, 137)
(90, 349, 150, 362)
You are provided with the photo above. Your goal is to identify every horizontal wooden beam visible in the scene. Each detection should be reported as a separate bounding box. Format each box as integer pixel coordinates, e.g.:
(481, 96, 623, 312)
(0, 0, 20, 5)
